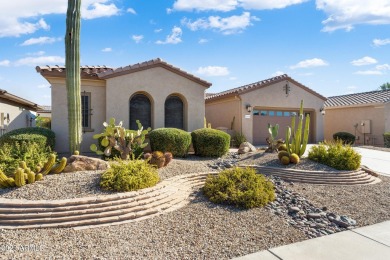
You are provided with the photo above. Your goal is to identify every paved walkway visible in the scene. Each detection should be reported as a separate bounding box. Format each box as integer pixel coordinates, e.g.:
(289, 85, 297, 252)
(234, 220, 390, 260)
(235, 145, 390, 260)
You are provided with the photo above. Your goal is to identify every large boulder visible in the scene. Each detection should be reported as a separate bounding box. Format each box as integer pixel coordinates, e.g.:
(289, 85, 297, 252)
(238, 142, 257, 154)
(63, 155, 110, 173)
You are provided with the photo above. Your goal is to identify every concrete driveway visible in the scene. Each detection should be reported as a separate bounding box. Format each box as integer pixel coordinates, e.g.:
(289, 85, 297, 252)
(304, 144, 390, 177)
(353, 147, 390, 177)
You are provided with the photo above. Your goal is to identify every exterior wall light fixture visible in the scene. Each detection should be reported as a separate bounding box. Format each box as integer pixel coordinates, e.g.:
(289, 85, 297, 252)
(320, 106, 325, 115)
(246, 105, 253, 113)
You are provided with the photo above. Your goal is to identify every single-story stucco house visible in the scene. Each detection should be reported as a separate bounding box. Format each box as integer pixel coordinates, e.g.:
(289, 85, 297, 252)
(36, 58, 211, 154)
(324, 89, 390, 146)
(205, 75, 327, 145)
(0, 89, 41, 136)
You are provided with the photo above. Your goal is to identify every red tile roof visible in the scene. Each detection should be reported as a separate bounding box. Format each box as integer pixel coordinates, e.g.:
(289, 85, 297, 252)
(36, 65, 113, 80)
(98, 58, 211, 87)
(325, 89, 390, 107)
(206, 74, 326, 101)
(36, 58, 212, 87)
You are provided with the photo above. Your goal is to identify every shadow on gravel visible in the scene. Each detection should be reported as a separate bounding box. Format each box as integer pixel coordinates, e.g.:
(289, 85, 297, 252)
(188, 190, 248, 213)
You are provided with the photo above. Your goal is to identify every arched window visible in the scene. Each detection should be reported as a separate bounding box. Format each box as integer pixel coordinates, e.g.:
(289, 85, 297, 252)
(165, 95, 184, 129)
(129, 94, 151, 130)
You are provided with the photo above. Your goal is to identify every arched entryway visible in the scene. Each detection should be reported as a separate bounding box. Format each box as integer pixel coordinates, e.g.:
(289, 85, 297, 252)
(165, 95, 184, 129)
(129, 93, 152, 130)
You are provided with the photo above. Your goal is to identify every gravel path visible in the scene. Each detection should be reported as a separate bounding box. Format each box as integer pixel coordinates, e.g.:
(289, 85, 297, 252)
(0, 151, 389, 259)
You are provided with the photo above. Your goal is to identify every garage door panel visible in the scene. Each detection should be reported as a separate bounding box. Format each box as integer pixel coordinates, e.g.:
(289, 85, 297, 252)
(253, 109, 313, 145)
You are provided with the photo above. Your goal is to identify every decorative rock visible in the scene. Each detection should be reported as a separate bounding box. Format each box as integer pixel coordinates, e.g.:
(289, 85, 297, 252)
(238, 142, 257, 154)
(63, 155, 110, 173)
(307, 213, 322, 219)
(288, 206, 300, 213)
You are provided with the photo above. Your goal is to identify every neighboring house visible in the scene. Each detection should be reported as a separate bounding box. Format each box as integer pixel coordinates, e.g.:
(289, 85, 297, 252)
(0, 89, 41, 136)
(37, 105, 52, 118)
(324, 89, 390, 146)
(205, 75, 327, 145)
(36, 58, 211, 154)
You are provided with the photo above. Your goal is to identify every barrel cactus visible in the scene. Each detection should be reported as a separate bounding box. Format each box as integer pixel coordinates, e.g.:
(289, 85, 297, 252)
(27, 171, 36, 184)
(14, 168, 26, 187)
(50, 157, 67, 174)
(150, 151, 165, 168)
(41, 154, 57, 175)
(36, 174, 44, 181)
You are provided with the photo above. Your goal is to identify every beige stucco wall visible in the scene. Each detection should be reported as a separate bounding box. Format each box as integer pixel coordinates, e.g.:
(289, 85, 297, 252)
(324, 105, 386, 146)
(0, 99, 35, 134)
(385, 102, 390, 134)
(105, 67, 207, 131)
(207, 80, 325, 144)
(49, 77, 106, 154)
(205, 96, 241, 132)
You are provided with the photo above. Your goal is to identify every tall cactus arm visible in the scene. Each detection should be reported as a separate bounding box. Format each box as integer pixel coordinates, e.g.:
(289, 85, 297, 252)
(299, 115, 310, 157)
(65, 0, 82, 154)
(286, 127, 291, 155)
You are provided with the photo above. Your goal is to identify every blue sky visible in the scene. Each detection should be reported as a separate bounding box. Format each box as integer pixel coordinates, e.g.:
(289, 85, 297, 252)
(1, 0, 390, 105)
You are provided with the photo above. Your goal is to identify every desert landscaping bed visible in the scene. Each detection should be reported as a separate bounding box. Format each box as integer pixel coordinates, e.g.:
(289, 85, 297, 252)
(0, 152, 389, 259)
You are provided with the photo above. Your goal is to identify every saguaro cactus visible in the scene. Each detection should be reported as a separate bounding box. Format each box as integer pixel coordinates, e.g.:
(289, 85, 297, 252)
(286, 100, 310, 158)
(65, 0, 82, 154)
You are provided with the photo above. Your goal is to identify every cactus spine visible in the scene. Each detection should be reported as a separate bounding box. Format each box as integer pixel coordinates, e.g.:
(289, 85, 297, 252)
(14, 168, 26, 187)
(65, 0, 82, 154)
(41, 154, 57, 175)
(50, 157, 67, 174)
(285, 100, 310, 158)
(27, 171, 36, 184)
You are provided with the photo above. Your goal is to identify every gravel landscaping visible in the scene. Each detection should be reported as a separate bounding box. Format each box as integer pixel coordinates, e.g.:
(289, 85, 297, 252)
(0, 151, 389, 259)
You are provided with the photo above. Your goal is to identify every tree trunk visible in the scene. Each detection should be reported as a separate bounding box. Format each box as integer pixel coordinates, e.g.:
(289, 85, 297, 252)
(65, 0, 82, 154)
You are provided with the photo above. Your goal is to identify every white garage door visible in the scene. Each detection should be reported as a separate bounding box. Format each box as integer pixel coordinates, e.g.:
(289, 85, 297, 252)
(252, 109, 314, 145)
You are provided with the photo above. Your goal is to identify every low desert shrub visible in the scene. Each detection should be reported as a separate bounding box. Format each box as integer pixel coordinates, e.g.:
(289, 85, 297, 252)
(384, 132, 390, 148)
(0, 141, 53, 176)
(0, 127, 55, 150)
(333, 132, 356, 145)
(203, 167, 275, 209)
(100, 159, 159, 192)
(191, 128, 230, 157)
(308, 140, 361, 170)
(232, 132, 247, 148)
(148, 128, 191, 157)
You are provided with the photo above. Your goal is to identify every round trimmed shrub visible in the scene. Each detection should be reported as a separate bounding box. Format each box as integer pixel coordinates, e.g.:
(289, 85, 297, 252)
(203, 167, 275, 209)
(148, 128, 191, 157)
(0, 127, 55, 150)
(191, 128, 230, 157)
(333, 132, 355, 145)
(100, 159, 159, 192)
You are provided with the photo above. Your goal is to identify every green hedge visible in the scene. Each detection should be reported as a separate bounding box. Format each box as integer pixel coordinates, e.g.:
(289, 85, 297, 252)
(191, 128, 230, 157)
(333, 132, 355, 145)
(148, 128, 191, 157)
(0, 127, 55, 150)
(384, 132, 390, 148)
